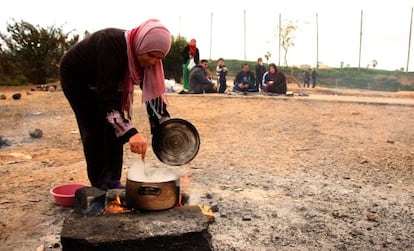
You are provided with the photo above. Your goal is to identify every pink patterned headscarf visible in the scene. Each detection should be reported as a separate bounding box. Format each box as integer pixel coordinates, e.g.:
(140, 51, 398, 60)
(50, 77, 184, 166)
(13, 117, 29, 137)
(124, 19, 171, 118)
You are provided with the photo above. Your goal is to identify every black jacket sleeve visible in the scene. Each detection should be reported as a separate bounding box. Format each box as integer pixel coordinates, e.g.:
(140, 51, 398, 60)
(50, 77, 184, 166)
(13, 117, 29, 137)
(146, 97, 170, 133)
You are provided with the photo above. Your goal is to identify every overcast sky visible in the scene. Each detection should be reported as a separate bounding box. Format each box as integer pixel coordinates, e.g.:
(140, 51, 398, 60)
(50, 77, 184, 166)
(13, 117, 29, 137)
(0, 0, 413, 71)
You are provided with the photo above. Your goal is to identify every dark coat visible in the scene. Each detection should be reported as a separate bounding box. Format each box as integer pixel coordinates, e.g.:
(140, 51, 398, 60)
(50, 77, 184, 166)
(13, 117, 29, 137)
(181, 45, 200, 65)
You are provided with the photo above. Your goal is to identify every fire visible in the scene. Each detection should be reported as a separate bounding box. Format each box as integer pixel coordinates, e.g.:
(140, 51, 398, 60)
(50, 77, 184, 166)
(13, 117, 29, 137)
(199, 205, 214, 222)
(105, 194, 130, 213)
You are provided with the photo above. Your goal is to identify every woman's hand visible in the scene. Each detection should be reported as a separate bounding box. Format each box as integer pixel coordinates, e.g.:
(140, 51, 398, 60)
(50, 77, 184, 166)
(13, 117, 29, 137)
(129, 133, 147, 160)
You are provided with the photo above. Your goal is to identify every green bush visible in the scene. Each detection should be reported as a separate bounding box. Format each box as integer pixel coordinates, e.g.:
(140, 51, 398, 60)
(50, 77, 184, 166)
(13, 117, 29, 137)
(0, 19, 79, 85)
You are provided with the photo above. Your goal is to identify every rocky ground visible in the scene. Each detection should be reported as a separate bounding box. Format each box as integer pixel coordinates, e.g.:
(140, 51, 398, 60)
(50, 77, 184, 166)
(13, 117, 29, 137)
(0, 84, 413, 251)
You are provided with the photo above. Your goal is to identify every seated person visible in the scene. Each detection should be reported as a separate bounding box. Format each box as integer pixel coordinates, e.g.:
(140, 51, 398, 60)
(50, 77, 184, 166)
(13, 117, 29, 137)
(233, 63, 257, 92)
(262, 63, 287, 95)
(188, 59, 217, 94)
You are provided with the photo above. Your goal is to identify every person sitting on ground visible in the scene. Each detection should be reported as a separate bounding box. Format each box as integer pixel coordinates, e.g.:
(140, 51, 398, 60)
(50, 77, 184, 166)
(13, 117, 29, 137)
(188, 59, 217, 94)
(232, 63, 257, 93)
(262, 63, 287, 95)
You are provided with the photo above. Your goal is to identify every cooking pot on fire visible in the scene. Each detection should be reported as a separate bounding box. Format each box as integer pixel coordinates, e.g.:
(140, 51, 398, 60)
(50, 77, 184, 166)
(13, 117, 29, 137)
(125, 159, 181, 211)
(149, 102, 200, 166)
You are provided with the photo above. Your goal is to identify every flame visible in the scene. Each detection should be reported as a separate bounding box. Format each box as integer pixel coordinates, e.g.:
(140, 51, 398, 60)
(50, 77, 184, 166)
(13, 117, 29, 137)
(199, 205, 215, 222)
(106, 194, 130, 213)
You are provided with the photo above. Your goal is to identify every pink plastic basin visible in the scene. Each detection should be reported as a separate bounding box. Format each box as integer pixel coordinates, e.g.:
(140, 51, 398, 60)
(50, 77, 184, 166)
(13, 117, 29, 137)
(50, 183, 88, 207)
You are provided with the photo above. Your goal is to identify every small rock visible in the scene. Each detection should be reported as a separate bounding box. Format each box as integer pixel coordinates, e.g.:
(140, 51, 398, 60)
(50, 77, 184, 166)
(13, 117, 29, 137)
(210, 203, 219, 212)
(242, 215, 252, 221)
(0, 94, 6, 100)
(0, 136, 11, 148)
(12, 93, 21, 100)
(386, 139, 395, 144)
(29, 128, 43, 138)
(205, 193, 213, 199)
(366, 212, 377, 221)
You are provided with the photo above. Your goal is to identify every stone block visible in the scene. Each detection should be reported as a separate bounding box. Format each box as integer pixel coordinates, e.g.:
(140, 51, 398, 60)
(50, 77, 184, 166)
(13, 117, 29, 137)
(74, 187, 106, 216)
(61, 206, 212, 251)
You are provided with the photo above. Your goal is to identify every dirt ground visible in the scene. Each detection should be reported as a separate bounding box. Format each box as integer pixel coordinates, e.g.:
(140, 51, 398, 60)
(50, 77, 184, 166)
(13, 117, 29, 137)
(0, 83, 413, 251)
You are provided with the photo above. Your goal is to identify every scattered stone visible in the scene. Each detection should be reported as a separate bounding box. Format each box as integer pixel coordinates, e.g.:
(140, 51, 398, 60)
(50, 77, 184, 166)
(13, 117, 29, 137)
(12, 93, 21, 100)
(366, 212, 378, 221)
(205, 193, 213, 199)
(351, 111, 360, 115)
(74, 187, 106, 216)
(210, 203, 219, 212)
(242, 215, 252, 221)
(36, 244, 44, 251)
(332, 210, 348, 219)
(29, 128, 43, 138)
(48, 242, 60, 248)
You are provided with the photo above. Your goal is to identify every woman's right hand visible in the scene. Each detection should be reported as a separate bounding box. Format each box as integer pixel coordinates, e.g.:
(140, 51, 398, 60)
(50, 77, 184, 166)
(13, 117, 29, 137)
(129, 133, 147, 160)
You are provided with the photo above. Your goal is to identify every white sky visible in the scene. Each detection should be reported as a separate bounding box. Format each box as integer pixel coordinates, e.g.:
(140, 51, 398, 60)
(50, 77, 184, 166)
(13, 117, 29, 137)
(0, 0, 413, 71)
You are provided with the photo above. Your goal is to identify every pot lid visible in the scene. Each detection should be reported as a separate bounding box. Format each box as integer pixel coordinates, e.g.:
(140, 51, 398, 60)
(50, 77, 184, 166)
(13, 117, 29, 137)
(152, 118, 200, 166)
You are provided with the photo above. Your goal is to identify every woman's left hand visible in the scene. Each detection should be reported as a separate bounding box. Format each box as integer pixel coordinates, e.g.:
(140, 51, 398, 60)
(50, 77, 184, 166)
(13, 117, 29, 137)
(129, 133, 147, 160)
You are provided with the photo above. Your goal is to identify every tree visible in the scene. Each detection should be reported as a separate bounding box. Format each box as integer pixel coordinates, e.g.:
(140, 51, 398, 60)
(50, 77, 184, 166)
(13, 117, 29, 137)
(0, 19, 79, 85)
(162, 35, 188, 83)
(279, 20, 298, 67)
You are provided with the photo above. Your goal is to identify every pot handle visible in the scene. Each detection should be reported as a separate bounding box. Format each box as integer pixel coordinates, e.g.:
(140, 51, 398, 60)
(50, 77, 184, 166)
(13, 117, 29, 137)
(138, 185, 161, 196)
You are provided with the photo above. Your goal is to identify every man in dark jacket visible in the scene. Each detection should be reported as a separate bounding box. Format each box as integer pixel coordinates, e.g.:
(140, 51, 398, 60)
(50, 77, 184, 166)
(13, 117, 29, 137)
(233, 63, 257, 93)
(189, 59, 217, 93)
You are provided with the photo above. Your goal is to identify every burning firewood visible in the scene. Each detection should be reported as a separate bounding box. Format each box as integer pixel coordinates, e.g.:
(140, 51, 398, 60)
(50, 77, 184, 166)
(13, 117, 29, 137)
(105, 194, 130, 214)
(199, 205, 214, 223)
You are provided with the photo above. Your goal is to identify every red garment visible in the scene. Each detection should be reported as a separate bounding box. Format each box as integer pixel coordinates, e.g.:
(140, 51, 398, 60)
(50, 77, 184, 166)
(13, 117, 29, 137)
(189, 45, 197, 56)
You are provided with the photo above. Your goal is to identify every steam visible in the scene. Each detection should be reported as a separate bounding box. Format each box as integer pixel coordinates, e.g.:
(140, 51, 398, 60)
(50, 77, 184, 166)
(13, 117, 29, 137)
(127, 159, 182, 182)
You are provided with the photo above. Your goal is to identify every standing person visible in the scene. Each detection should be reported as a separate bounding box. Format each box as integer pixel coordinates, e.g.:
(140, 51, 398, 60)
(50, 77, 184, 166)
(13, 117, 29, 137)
(311, 68, 317, 88)
(181, 39, 200, 92)
(59, 19, 172, 190)
(216, 58, 228, 93)
(302, 69, 310, 88)
(255, 57, 266, 91)
(262, 63, 287, 95)
(233, 63, 257, 93)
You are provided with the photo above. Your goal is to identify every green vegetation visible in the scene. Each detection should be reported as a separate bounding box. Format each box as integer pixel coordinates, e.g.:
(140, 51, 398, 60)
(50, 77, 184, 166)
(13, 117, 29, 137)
(0, 19, 79, 85)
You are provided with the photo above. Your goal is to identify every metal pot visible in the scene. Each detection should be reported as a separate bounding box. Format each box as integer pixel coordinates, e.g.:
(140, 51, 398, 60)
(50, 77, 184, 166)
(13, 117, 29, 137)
(125, 178, 179, 211)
